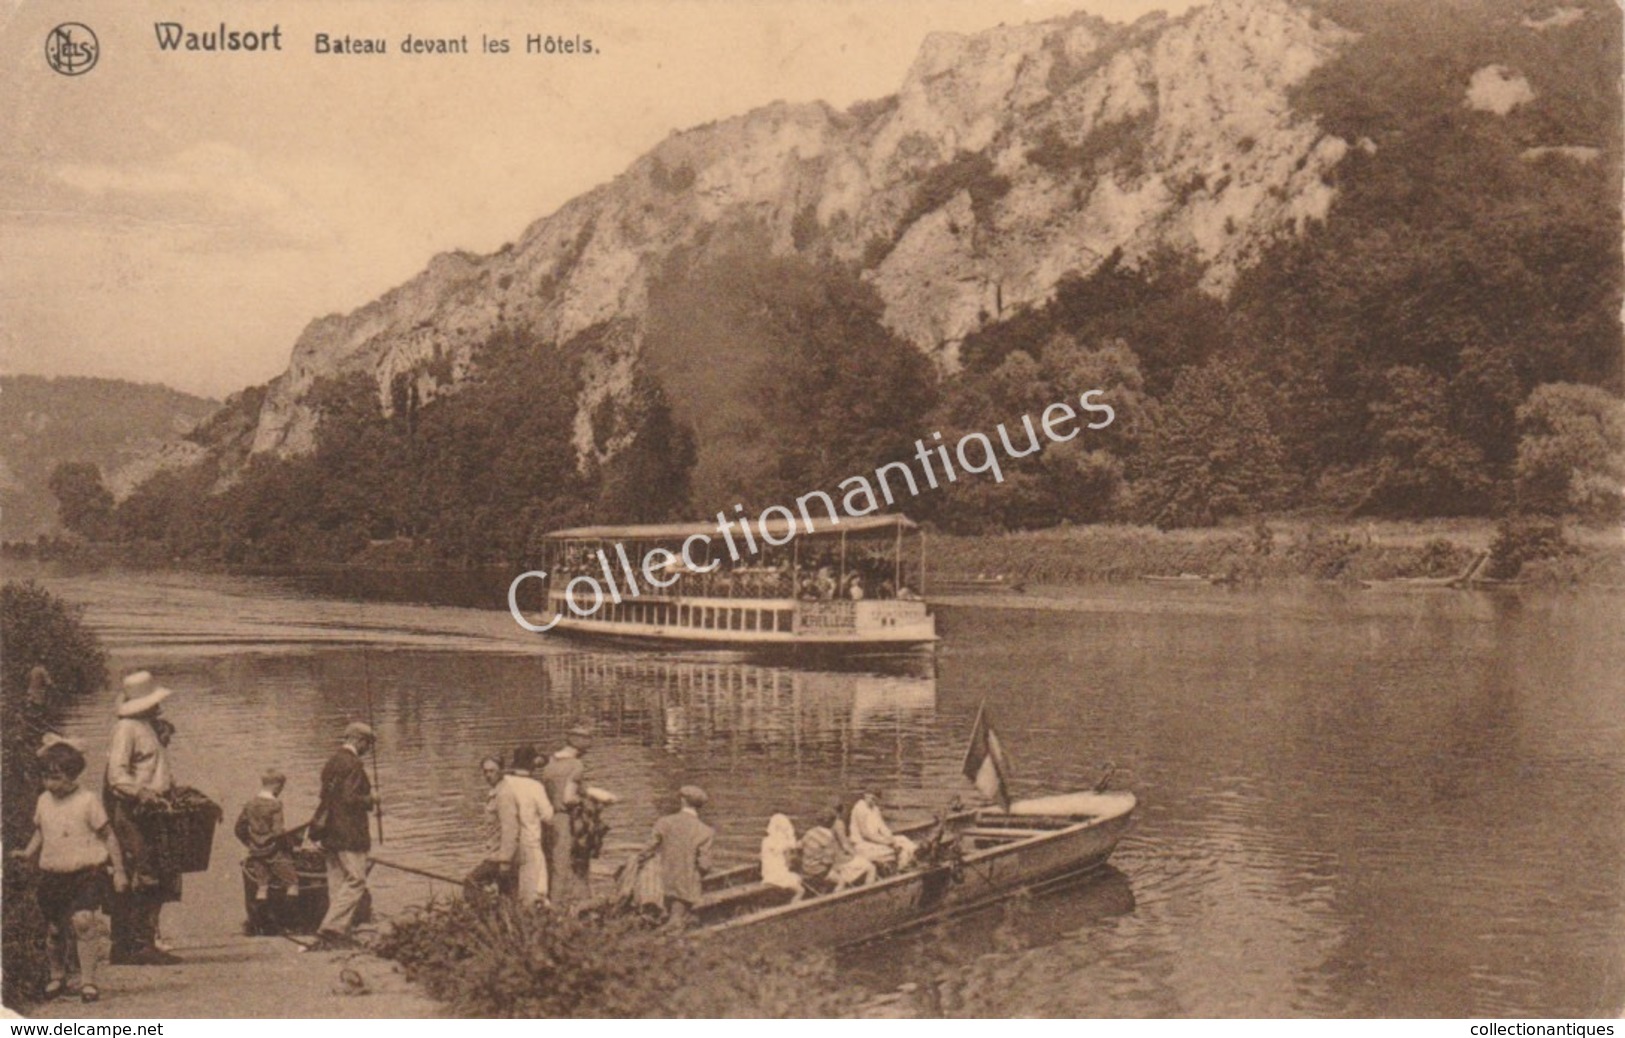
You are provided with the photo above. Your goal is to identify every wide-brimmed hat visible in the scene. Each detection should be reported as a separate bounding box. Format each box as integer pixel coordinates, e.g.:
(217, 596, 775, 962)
(344, 721, 376, 742)
(116, 673, 172, 718)
(679, 784, 708, 807)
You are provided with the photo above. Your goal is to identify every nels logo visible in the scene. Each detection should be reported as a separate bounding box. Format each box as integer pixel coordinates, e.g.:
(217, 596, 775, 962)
(46, 23, 99, 76)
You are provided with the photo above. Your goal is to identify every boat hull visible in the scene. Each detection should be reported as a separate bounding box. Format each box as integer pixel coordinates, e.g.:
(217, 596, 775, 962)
(700, 792, 1136, 953)
(541, 594, 937, 653)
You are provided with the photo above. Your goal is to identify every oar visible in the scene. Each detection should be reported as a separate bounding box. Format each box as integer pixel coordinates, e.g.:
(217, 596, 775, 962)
(369, 856, 463, 885)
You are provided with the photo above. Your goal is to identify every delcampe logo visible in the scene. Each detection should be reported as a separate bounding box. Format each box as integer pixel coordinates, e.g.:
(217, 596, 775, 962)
(46, 23, 99, 75)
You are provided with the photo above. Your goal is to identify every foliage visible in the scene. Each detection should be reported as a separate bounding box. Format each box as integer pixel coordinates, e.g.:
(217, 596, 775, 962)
(591, 372, 696, 524)
(1358, 366, 1494, 516)
(643, 244, 937, 512)
(1229, 0, 1622, 516)
(1485, 515, 1569, 579)
(374, 894, 863, 1018)
(1286, 524, 1362, 580)
(1129, 362, 1289, 529)
(0, 375, 217, 540)
(919, 334, 1147, 532)
(1513, 382, 1625, 523)
(47, 462, 115, 541)
(1, 582, 108, 1007)
(899, 150, 1011, 233)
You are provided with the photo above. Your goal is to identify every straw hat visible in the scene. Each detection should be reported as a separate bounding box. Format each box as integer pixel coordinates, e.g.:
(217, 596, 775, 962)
(116, 671, 172, 718)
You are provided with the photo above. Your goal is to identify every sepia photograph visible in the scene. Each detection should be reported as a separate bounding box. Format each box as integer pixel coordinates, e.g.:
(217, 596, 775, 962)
(1, 0, 1621, 1023)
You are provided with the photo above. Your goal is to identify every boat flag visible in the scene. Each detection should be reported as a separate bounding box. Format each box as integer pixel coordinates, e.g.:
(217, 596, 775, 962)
(962, 701, 1012, 810)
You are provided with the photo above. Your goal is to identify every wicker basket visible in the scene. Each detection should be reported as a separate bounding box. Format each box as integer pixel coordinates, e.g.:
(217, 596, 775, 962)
(147, 788, 222, 874)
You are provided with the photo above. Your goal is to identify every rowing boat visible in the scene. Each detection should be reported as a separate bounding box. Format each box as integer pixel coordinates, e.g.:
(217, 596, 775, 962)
(690, 789, 1136, 953)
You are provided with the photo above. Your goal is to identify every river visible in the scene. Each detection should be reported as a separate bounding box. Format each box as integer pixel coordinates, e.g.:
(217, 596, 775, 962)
(25, 568, 1625, 1017)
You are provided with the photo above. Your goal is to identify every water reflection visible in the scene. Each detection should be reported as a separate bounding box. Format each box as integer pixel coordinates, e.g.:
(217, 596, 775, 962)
(546, 652, 936, 752)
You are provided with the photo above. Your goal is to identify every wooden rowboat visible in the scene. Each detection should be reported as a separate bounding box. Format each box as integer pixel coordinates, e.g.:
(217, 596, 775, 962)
(689, 789, 1136, 953)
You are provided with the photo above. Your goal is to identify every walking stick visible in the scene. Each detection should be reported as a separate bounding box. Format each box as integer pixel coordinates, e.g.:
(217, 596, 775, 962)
(363, 649, 385, 844)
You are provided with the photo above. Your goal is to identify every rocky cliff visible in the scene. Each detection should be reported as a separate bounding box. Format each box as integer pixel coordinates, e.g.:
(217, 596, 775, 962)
(234, 0, 1353, 470)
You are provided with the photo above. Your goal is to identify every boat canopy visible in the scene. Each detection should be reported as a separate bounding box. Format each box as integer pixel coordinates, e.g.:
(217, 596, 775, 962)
(544, 513, 917, 542)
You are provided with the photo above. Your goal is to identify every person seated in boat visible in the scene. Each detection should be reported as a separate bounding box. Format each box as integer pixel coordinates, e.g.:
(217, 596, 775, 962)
(846, 573, 866, 601)
(759, 813, 802, 897)
(896, 584, 920, 601)
(878, 578, 895, 600)
(798, 809, 874, 893)
(850, 789, 916, 872)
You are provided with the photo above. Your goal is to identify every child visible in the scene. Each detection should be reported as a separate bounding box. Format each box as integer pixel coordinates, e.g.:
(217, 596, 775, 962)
(9, 738, 127, 1003)
(235, 768, 299, 933)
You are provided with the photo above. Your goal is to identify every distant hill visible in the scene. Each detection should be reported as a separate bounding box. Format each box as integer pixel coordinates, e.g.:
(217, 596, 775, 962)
(0, 376, 218, 539)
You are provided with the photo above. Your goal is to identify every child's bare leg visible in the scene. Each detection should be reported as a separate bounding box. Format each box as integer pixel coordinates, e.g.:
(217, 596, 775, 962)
(45, 913, 70, 984)
(70, 910, 106, 990)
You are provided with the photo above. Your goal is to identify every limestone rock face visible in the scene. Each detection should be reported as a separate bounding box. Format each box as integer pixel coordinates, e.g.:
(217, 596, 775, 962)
(239, 0, 1353, 469)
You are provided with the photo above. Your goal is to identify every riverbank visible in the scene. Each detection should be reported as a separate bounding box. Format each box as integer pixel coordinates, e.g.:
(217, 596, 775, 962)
(15, 934, 437, 1020)
(928, 518, 1625, 588)
(8, 519, 1623, 599)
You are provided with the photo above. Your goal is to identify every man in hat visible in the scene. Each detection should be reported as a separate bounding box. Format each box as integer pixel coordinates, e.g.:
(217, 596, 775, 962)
(105, 671, 181, 965)
(539, 727, 591, 908)
(646, 785, 714, 930)
(310, 722, 378, 949)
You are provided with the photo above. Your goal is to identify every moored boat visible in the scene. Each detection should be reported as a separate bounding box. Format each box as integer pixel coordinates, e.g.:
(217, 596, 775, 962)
(520, 514, 936, 653)
(689, 789, 1136, 953)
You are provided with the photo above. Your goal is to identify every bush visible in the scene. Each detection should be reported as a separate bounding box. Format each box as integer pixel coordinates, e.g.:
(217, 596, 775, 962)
(374, 894, 865, 1018)
(1290, 524, 1362, 580)
(1485, 516, 1569, 579)
(1414, 537, 1466, 578)
(2, 582, 108, 1008)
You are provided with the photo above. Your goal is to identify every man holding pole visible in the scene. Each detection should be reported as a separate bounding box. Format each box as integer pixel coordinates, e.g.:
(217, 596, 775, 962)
(309, 722, 378, 950)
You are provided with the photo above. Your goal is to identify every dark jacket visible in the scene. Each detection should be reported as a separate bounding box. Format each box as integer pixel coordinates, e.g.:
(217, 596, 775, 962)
(316, 747, 372, 853)
(235, 794, 292, 859)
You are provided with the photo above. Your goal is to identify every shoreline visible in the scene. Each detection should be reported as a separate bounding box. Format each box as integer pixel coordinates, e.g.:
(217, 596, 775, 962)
(6, 519, 1622, 592)
(928, 519, 1625, 589)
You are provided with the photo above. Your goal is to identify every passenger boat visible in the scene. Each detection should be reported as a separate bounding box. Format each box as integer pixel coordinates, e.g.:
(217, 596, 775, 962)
(689, 789, 1137, 953)
(525, 514, 936, 652)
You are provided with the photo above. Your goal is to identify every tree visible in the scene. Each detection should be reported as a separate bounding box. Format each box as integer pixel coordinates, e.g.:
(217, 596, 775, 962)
(1130, 362, 1287, 529)
(922, 334, 1150, 531)
(643, 245, 936, 513)
(1360, 366, 1493, 517)
(594, 374, 696, 524)
(47, 462, 114, 540)
(1514, 382, 1625, 523)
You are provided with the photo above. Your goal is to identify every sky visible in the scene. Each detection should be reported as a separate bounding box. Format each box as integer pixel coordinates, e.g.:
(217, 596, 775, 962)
(0, 0, 1196, 400)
